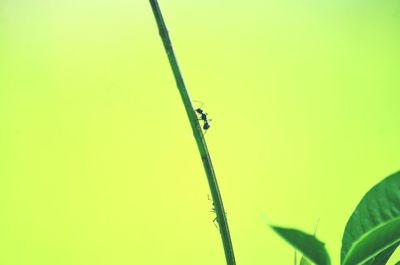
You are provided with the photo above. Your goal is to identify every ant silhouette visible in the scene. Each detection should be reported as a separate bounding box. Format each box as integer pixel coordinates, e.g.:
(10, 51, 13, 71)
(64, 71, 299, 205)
(193, 101, 212, 132)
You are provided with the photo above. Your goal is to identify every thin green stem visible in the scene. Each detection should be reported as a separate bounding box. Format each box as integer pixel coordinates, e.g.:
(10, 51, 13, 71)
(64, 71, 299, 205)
(148, 1, 236, 264)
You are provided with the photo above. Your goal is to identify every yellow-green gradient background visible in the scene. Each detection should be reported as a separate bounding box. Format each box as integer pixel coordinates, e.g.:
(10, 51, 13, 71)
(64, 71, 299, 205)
(1, 0, 400, 264)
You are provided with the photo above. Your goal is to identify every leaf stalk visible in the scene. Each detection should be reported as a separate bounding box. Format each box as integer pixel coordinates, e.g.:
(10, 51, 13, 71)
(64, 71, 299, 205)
(148, 1, 236, 264)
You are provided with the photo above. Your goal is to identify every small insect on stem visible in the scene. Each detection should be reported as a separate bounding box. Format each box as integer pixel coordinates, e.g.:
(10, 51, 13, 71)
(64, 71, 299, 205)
(208, 194, 227, 230)
(194, 101, 212, 133)
(208, 194, 219, 228)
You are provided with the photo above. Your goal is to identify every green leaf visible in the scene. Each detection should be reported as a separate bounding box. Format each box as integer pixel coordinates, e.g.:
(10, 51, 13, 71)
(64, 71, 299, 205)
(299, 220, 321, 265)
(341, 171, 400, 265)
(271, 226, 331, 265)
(364, 243, 398, 265)
(300, 256, 312, 265)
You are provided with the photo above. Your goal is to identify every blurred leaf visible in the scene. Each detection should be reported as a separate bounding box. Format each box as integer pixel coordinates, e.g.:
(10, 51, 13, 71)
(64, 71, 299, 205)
(341, 171, 400, 265)
(300, 256, 312, 265)
(364, 243, 398, 265)
(271, 226, 331, 265)
(299, 219, 320, 265)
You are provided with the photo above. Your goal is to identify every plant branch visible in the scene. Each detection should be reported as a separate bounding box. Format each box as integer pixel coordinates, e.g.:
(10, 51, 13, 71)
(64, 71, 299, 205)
(148, 1, 236, 264)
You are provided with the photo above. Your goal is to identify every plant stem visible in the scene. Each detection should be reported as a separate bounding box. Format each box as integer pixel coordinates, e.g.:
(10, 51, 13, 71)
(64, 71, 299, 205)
(148, 1, 236, 264)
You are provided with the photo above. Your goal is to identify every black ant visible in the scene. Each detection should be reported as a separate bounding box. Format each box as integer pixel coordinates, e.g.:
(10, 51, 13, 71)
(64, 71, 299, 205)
(194, 101, 212, 132)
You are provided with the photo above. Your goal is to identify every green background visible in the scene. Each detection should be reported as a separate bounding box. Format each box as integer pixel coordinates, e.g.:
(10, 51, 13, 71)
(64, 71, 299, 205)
(1, 0, 400, 264)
